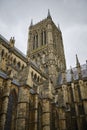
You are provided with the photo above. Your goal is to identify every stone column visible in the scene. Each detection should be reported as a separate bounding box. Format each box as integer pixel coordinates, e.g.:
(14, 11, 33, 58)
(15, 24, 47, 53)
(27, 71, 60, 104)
(34, 93, 38, 130)
(42, 98, 50, 130)
(0, 78, 11, 130)
(62, 85, 68, 106)
(58, 108, 66, 130)
(15, 86, 29, 130)
(83, 100, 87, 121)
(79, 80, 87, 122)
(74, 104, 81, 130)
(71, 83, 81, 130)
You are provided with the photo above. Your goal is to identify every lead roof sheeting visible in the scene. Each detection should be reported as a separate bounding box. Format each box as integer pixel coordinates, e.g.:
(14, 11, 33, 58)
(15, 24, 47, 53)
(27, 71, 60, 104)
(0, 70, 7, 79)
(12, 79, 20, 86)
(57, 64, 87, 85)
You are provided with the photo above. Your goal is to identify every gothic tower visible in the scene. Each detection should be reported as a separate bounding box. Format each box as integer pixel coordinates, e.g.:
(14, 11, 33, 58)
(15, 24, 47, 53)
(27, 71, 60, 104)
(27, 10, 66, 84)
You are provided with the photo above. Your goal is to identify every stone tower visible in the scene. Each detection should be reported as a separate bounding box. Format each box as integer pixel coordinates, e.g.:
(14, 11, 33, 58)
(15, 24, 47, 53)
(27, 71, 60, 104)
(27, 10, 66, 85)
(0, 11, 87, 130)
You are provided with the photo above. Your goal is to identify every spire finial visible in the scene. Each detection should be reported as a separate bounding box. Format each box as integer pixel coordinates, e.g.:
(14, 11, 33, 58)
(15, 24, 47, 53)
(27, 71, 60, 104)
(47, 9, 52, 19)
(30, 19, 33, 27)
(70, 66, 74, 81)
(76, 54, 80, 67)
(76, 54, 82, 79)
(70, 66, 73, 74)
(58, 24, 60, 30)
(86, 60, 87, 65)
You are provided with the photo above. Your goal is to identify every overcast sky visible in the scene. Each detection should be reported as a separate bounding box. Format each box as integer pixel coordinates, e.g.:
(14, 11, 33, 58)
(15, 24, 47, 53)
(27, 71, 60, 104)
(0, 0, 87, 69)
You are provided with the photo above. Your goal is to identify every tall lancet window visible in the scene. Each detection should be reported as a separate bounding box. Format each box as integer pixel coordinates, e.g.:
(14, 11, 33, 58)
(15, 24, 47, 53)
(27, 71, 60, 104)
(36, 34, 38, 48)
(1, 49, 4, 57)
(4, 90, 17, 130)
(41, 30, 46, 46)
(44, 31, 46, 45)
(41, 31, 43, 45)
(33, 36, 35, 50)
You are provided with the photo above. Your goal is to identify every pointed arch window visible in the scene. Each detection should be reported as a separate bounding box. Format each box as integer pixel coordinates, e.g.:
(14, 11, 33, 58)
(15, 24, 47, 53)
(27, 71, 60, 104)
(41, 30, 46, 46)
(17, 62, 21, 69)
(44, 30, 46, 45)
(33, 33, 38, 50)
(51, 108, 59, 130)
(33, 36, 35, 50)
(13, 58, 16, 65)
(4, 90, 17, 130)
(1, 49, 4, 57)
(34, 73, 37, 81)
(41, 31, 43, 45)
(37, 76, 40, 82)
(36, 34, 38, 48)
(22, 64, 24, 70)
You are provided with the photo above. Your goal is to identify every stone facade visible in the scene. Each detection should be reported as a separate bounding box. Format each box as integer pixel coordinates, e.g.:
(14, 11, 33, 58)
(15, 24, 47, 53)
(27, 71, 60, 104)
(0, 11, 87, 130)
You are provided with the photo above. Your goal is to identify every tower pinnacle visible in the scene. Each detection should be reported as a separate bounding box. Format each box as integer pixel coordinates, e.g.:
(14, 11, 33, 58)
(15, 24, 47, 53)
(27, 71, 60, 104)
(70, 66, 74, 81)
(47, 9, 52, 19)
(58, 24, 60, 30)
(76, 54, 82, 78)
(76, 54, 80, 67)
(30, 19, 33, 27)
(58, 24, 61, 32)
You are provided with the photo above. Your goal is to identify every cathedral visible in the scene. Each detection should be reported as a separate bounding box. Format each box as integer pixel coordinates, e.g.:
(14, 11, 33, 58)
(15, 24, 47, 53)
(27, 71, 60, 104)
(0, 11, 87, 130)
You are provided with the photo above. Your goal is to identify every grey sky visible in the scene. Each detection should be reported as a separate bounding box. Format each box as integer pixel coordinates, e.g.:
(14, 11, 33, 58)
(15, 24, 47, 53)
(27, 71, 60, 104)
(0, 0, 87, 69)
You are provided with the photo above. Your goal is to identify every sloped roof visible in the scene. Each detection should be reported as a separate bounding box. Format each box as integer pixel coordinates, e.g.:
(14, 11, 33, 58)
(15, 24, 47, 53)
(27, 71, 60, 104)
(0, 70, 20, 86)
(0, 70, 7, 79)
(57, 64, 87, 85)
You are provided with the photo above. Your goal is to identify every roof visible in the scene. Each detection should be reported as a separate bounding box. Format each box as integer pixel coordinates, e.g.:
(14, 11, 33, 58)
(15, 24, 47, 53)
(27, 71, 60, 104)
(0, 70, 20, 86)
(0, 70, 7, 79)
(57, 64, 87, 85)
(0, 34, 27, 62)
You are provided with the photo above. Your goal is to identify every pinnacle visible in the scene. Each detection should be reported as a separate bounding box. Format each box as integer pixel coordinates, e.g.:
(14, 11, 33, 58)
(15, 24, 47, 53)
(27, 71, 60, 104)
(76, 54, 80, 67)
(47, 9, 52, 19)
(30, 19, 33, 27)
